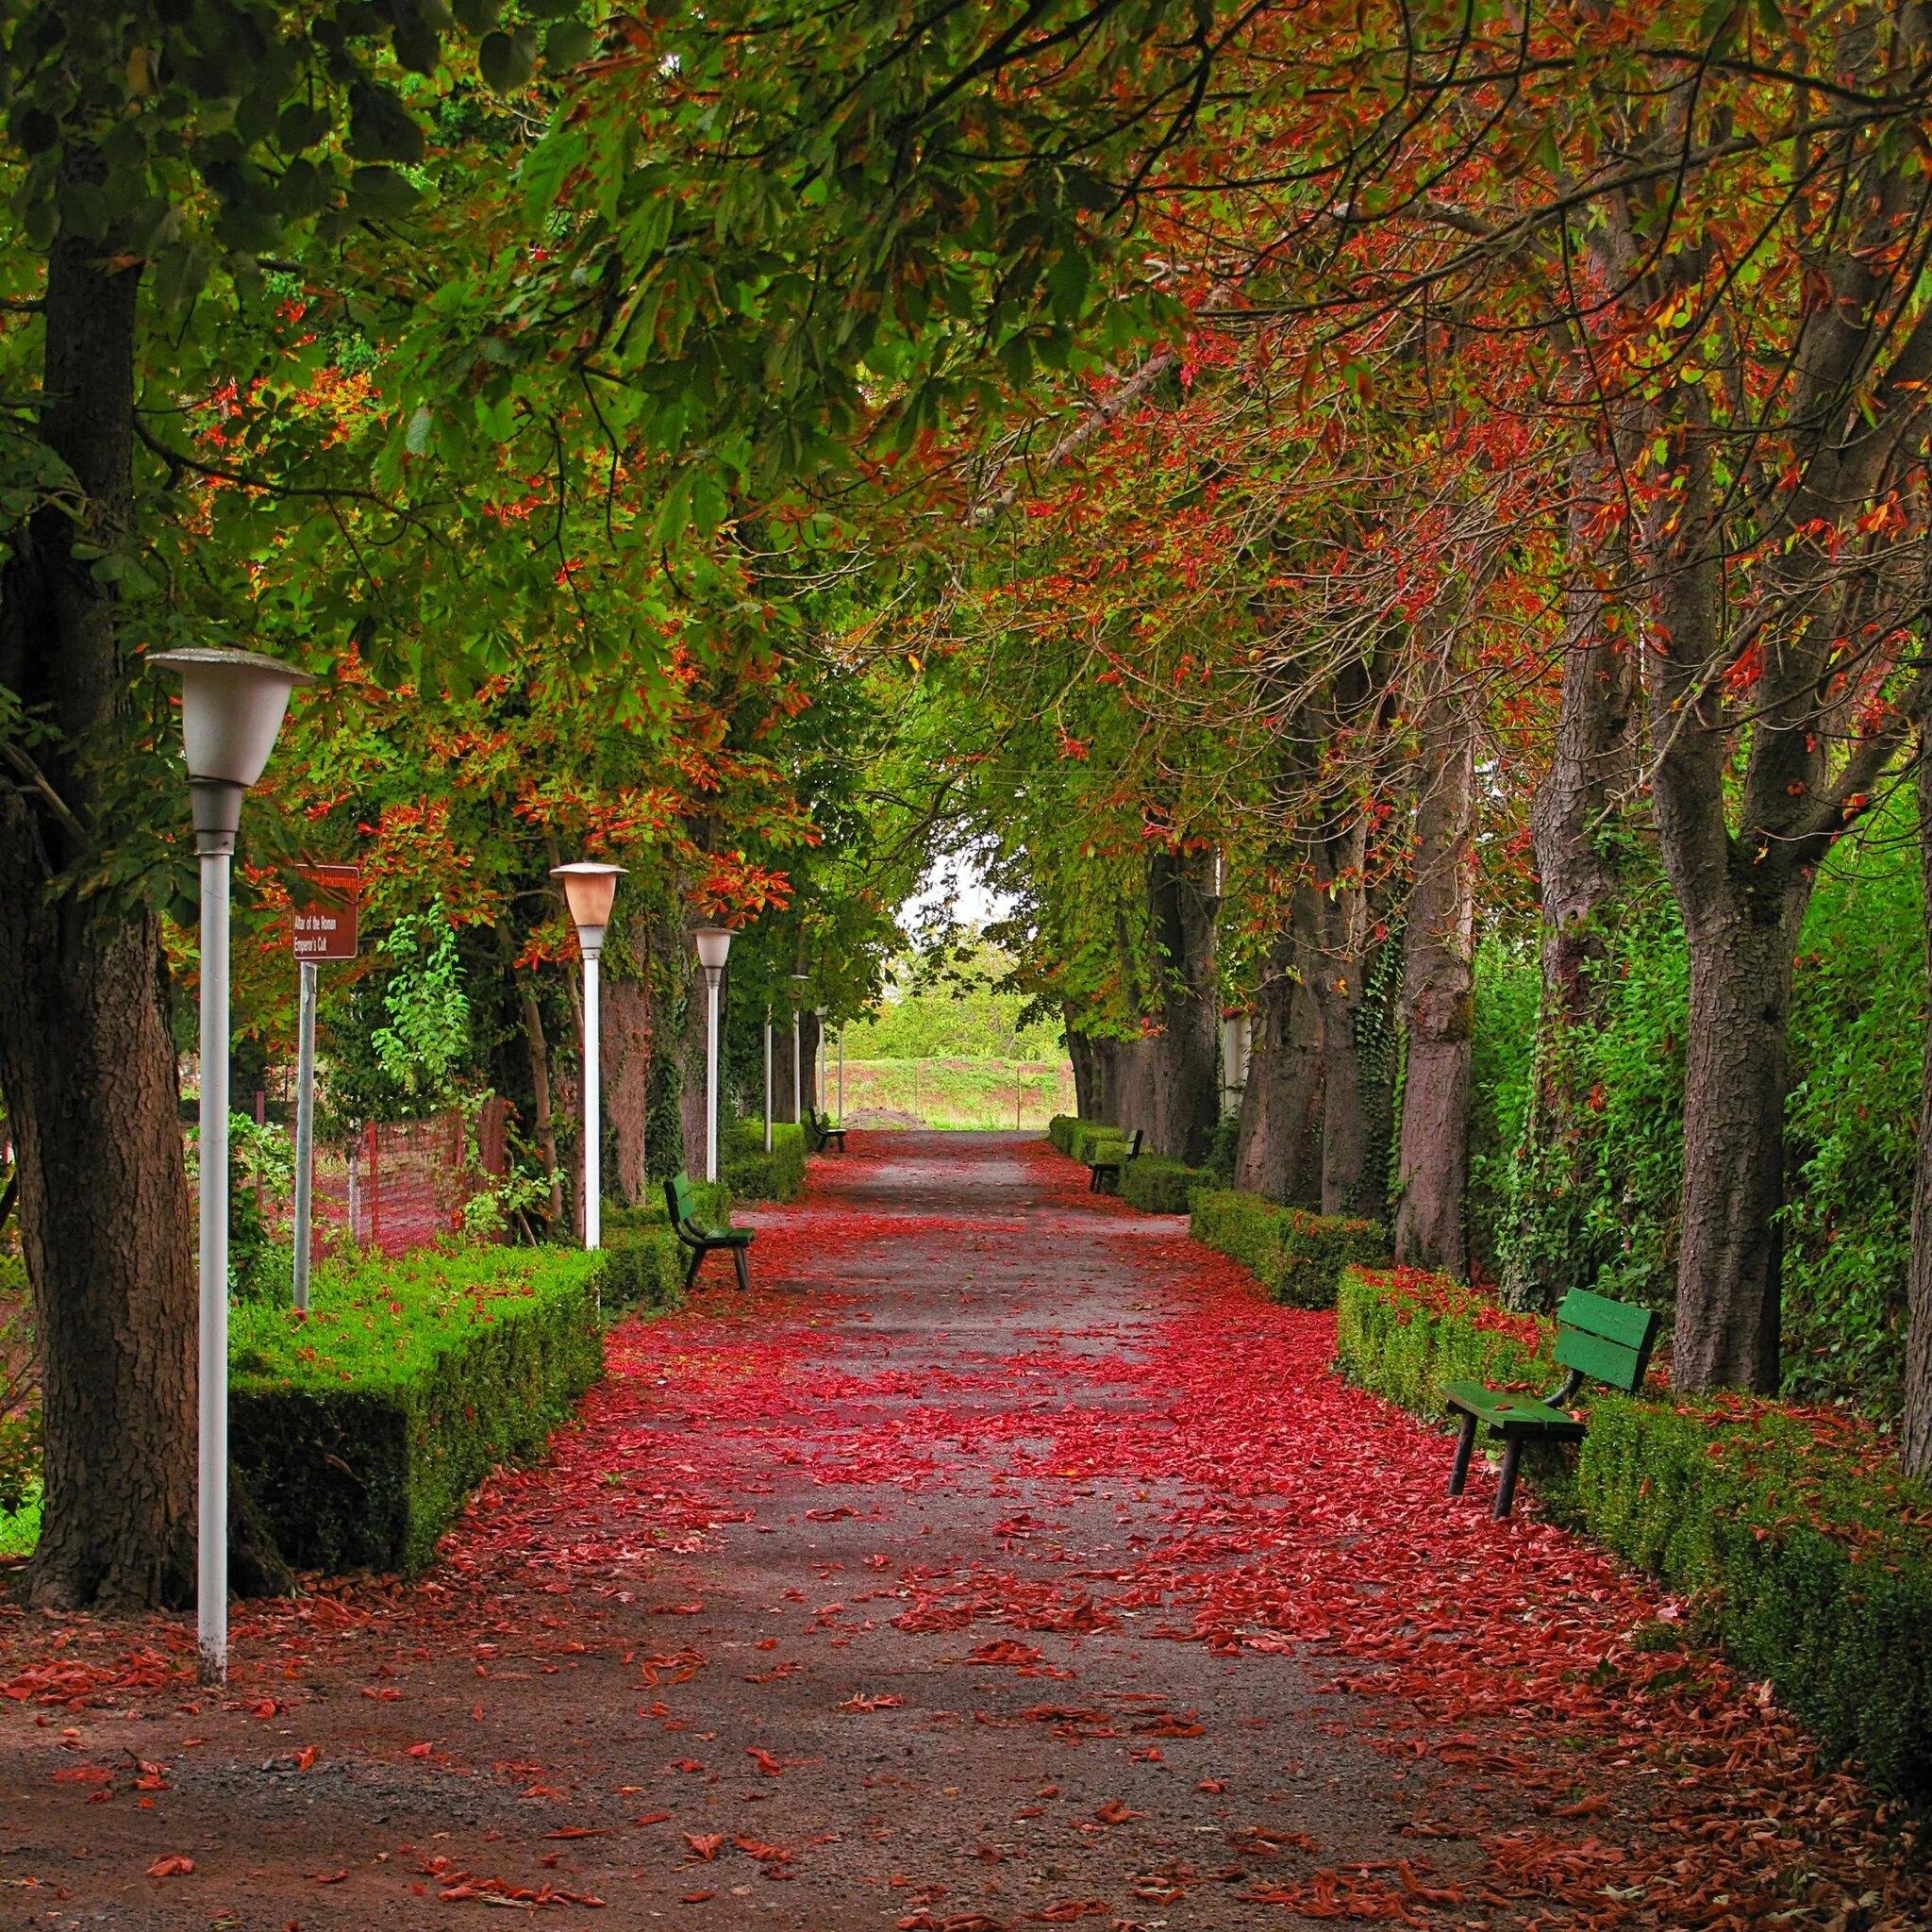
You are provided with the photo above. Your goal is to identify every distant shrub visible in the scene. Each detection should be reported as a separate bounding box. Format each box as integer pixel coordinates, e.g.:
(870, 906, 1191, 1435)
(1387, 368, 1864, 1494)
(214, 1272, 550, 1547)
(1191, 1191, 1389, 1308)
(723, 1119, 807, 1202)
(1120, 1157, 1208, 1215)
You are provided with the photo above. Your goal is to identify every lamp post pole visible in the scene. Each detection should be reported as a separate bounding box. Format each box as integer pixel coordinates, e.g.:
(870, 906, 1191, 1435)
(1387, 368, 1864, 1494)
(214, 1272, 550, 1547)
(153, 647, 314, 1686)
(551, 863, 625, 1249)
(292, 960, 317, 1310)
(693, 928, 734, 1182)
(790, 973, 808, 1124)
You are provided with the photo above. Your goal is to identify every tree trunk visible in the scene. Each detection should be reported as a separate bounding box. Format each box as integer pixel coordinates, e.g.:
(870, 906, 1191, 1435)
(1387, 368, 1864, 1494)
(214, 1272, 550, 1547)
(0, 185, 199, 1609)
(1232, 941, 1323, 1202)
(1672, 897, 1797, 1391)
(1066, 1026, 1099, 1119)
(1146, 847, 1220, 1163)
(1904, 741, 1932, 1477)
(1111, 1036, 1159, 1138)
(603, 975, 652, 1207)
(799, 1009, 823, 1117)
(1504, 444, 1642, 1307)
(1392, 669, 1476, 1274)
(515, 974, 565, 1228)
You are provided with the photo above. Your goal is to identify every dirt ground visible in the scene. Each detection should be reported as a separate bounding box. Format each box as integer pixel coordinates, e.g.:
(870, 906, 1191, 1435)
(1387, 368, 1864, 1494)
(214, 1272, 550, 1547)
(0, 1132, 1924, 1930)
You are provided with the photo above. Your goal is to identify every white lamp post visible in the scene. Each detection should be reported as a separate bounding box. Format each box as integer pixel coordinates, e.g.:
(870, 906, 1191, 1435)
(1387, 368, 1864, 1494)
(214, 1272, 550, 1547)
(552, 862, 625, 1250)
(152, 646, 315, 1686)
(693, 927, 733, 1181)
(763, 1004, 773, 1154)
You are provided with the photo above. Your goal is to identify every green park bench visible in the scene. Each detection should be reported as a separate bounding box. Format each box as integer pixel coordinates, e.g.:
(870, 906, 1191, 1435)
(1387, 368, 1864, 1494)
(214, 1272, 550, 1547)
(663, 1174, 755, 1292)
(1445, 1287, 1659, 1519)
(1085, 1127, 1143, 1193)
(804, 1103, 848, 1154)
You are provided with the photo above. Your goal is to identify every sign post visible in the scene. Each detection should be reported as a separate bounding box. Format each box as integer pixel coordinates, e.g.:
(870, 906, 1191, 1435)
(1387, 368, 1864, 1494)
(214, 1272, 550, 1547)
(291, 865, 358, 1311)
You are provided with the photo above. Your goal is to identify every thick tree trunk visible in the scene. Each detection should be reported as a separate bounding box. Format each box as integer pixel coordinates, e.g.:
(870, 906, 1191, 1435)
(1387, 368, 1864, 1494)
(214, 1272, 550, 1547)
(1232, 942, 1323, 1202)
(0, 191, 199, 1609)
(603, 975, 652, 1207)
(1905, 742, 1932, 1477)
(1393, 670, 1476, 1274)
(1067, 1026, 1100, 1119)
(516, 975, 565, 1228)
(1146, 848, 1220, 1163)
(1673, 898, 1797, 1391)
(1111, 1036, 1159, 1138)
(799, 1010, 824, 1117)
(1505, 447, 1642, 1307)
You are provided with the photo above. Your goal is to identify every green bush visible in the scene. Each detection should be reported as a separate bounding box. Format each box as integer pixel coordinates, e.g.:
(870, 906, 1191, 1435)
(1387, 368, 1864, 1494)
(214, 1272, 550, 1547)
(599, 1225, 687, 1312)
(229, 1246, 604, 1576)
(0, 1412, 37, 1514)
(722, 1119, 807, 1202)
(1335, 1264, 1932, 1798)
(607, 1177, 731, 1232)
(1191, 1191, 1391, 1308)
(1120, 1156, 1208, 1214)
(1069, 1121, 1128, 1164)
(1046, 1114, 1079, 1156)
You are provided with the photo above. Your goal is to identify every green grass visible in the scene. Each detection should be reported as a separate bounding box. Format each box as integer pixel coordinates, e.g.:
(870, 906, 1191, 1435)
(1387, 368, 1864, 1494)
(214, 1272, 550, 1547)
(835, 1057, 1074, 1129)
(0, 1478, 39, 1559)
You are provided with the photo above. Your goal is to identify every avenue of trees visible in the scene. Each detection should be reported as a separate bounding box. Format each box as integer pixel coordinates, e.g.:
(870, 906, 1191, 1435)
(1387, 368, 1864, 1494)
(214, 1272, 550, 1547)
(3, 0, 1932, 1610)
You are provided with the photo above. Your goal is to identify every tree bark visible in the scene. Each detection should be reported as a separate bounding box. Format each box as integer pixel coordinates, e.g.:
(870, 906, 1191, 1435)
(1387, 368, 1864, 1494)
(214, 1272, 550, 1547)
(603, 975, 652, 1207)
(1231, 940, 1323, 1202)
(515, 974, 565, 1228)
(1145, 847, 1220, 1163)
(1505, 446, 1642, 1307)
(1392, 666, 1476, 1274)
(1066, 1025, 1100, 1119)
(1904, 741, 1932, 1478)
(0, 184, 198, 1609)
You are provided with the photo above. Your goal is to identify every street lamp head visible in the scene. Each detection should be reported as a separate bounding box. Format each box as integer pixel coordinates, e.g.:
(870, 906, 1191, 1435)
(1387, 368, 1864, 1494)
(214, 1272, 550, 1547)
(551, 860, 625, 956)
(151, 646, 317, 854)
(693, 924, 733, 983)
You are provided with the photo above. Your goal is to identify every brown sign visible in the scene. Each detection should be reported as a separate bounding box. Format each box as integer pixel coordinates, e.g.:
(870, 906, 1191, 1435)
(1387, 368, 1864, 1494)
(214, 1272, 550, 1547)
(291, 864, 359, 962)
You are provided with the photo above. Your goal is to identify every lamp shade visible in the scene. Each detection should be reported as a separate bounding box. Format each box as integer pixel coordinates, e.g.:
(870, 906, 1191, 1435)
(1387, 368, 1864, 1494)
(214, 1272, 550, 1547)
(151, 646, 316, 789)
(693, 925, 734, 974)
(551, 861, 624, 937)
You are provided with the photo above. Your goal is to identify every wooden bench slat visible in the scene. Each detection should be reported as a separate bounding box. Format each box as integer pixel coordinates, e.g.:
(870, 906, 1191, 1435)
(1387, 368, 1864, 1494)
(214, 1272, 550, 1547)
(1553, 1325, 1650, 1392)
(1555, 1287, 1658, 1351)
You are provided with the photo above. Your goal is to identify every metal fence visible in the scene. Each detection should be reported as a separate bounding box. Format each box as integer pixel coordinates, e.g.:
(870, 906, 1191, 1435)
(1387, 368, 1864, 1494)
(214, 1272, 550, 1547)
(298, 1100, 510, 1259)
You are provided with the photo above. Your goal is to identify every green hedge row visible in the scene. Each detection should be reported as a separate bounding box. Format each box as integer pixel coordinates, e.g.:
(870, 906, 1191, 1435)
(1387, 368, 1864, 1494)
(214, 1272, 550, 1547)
(230, 1247, 605, 1577)
(1191, 1190, 1391, 1308)
(722, 1119, 807, 1202)
(1047, 1113, 1079, 1155)
(1120, 1156, 1210, 1214)
(1334, 1264, 1932, 1799)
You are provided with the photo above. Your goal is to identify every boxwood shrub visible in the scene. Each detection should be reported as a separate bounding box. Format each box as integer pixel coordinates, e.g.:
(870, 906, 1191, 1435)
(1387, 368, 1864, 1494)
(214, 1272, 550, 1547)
(1120, 1156, 1209, 1214)
(1191, 1191, 1391, 1308)
(599, 1224, 687, 1312)
(1046, 1114, 1079, 1156)
(722, 1119, 807, 1202)
(229, 1246, 604, 1577)
(1334, 1264, 1932, 1799)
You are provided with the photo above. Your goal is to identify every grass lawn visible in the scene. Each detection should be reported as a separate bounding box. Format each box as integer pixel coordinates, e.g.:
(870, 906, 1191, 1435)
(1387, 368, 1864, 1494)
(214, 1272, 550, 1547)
(829, 1057, 1074, 1130)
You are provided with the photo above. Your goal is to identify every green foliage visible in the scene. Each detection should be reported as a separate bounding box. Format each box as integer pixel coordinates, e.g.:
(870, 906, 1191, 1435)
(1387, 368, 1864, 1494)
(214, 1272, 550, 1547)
(1191, 1191, 1391, 1310)
(1047, 1114, 1080, 1155)
(0, 1478, 40, 1560)
(0, 1412, 38, 1513)
(597, 1226, 687, 1315)
(229, 1245, 603, 1574)
(844, 946, 1065, 1059)
(369, 905, 474, 1108)
(1069, 1121, 1129, 1164)
(721, 1120, 808, 1203)
(185, 1109, 296, 1303)
(1119, 1156, 1208, 1214)
(1467, 933, 1539, 1280)
(1485, 799, 1925, 1417)
(1335, 1265, 1932, 1799)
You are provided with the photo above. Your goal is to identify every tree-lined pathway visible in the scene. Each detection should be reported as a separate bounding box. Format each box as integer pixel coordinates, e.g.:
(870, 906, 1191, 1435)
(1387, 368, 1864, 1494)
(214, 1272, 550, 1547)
(2, 1134, 1924, 1928)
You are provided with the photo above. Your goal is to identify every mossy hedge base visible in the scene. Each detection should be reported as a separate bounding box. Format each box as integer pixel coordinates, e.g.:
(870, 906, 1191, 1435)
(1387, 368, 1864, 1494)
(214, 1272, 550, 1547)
(1119, 1156, 1210, 1214)
(1334, 1264, 1932, 1800)
(1191, 1190, 1390, 1308)
(231, 1249, 606, 1577)
(723, 1119, 808, 1202)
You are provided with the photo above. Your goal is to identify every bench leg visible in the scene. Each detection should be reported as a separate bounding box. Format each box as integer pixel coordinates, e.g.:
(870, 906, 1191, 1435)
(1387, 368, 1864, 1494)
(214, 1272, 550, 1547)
(1448, 1411, 1478, 1497)
(733, 1247, 751, 1293)
(1492, 1439, 1524, 1520)
(683, 1243, 704, 1291)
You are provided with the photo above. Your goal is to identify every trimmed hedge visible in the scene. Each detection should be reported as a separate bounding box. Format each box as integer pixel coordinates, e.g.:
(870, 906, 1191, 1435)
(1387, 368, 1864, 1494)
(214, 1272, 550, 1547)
(1191, 1190, 1391, 1308)
(598, 1224, 687, 1313)
(1334, 1264, 1932, 1799)
(722, 1119, 808, 1202)
(230, 1247, 605, 1576)
(1120, 1156, 1210, 1214)
(1046, 1114, 1080, 1155)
